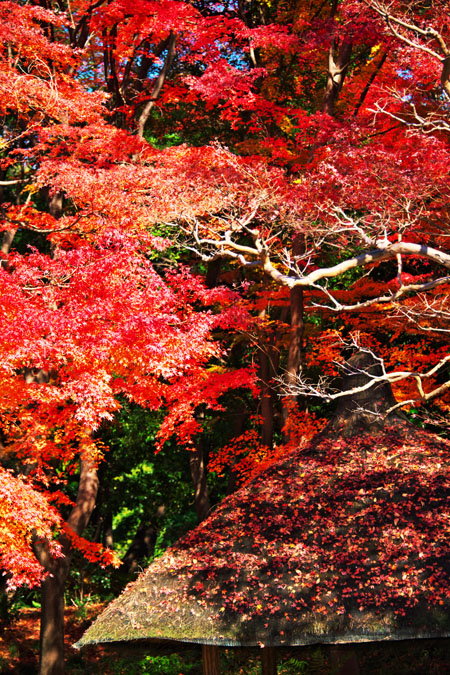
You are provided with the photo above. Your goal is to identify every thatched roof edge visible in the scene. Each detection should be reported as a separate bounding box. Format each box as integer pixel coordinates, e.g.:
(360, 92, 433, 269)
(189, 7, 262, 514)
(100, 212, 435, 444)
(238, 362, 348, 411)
(75, 629, 450, 650)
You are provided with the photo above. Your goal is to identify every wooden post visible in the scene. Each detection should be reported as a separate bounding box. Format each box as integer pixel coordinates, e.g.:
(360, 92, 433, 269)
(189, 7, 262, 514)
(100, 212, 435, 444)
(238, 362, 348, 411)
(261, 647, 277, 675)
(202, 645, 220, 675)
(338, 652, 360, 675)
(330, 647, 360, 675)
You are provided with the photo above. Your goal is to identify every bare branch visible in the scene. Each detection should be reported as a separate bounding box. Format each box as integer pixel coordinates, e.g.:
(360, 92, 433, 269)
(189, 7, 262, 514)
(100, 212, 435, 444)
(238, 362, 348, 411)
(310, 276, 450, 313)
(264, 241, 450, 288)
(392, 293, 450, 334)
(365, 0, 450, 97)
(183, 202, 450, 300)
(0, 179, 27, 186)
(370, 98, 450, 135)
(280, 339, 450, 416)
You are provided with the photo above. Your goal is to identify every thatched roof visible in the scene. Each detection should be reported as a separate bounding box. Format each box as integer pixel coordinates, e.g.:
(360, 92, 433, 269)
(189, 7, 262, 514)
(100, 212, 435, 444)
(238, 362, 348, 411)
(76, 417, 450, 648)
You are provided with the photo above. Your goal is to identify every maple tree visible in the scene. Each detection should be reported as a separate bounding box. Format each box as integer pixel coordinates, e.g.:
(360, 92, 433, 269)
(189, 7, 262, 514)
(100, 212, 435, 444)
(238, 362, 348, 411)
(1, 0, 450, 673)
(172, 0, 450, 430)
(0, 3, 253, 673)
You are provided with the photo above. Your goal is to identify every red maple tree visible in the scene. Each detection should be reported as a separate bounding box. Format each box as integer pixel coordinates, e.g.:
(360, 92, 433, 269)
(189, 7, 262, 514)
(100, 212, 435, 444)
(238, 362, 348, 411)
(1, 1, 450, 673)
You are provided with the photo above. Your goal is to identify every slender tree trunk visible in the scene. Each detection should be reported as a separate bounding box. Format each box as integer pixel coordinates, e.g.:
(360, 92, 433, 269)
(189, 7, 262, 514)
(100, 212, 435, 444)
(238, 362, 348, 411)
(22, 186, 65, 670)
(190, 440, 211, 522)
(259, 347, 275, 449)
(353, 48, 389, 116)
(257, 276, 279, 450)
(1, 229, 16, 256)
(103, 508, 114, 550)
(35, 459, 99, 675)
(258, 314, 284, 449)
(137, 32, 176, 138)
(282, 236, 305, 435)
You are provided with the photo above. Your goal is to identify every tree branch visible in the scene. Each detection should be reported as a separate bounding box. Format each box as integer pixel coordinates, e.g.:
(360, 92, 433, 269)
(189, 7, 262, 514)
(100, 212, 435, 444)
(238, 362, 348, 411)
(137, 32, 176, 138)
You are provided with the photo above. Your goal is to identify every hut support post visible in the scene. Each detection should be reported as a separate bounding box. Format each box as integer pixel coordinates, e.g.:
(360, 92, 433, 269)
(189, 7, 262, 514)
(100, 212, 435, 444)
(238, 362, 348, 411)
(261, 647, 277, 675)
(330, 647, 360, 675)
(202, 645, 220, 675)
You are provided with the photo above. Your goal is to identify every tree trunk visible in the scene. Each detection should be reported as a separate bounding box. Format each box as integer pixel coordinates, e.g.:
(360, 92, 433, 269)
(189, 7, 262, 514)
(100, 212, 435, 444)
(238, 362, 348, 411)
(320, 1, 352, 115)
(259, 348, 275, 449)
(261, 647, 277, 675)
(49, 191, 63, 218)
(322, 38, 353, 116)
(103, 508, 114, 550)
(257, 279, 280, 450)
(39, 559, 70, 675)
(282, 236, 305, 435)
(202, 645, 220, 675)
(1, 229, 16, 256)
(205, 258, 222, 289)
(35, 459, 99, 675)
(137, 32, 176, 138)
(353, 48, 389, 116)
(121, 520, 157, 572)
(111, 509, 166, 594)
(190, 440, 211, 522)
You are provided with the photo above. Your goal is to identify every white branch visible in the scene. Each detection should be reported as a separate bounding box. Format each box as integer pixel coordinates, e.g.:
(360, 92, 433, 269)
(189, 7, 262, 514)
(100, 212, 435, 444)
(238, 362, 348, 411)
(365, 0, 450, 97)
(281, 339, 450, 413)
(280, 242, 450, 288)
(310, 276, 450, 312)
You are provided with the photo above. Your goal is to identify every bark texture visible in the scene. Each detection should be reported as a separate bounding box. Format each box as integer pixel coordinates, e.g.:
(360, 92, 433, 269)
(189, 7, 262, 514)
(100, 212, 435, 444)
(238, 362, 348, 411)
(282, 235, 305, 435)
(322, 38, 353, 116)
(328, 352, 399, 436)
(137, 33, 176, 138)
(36, 459, 99, 675)
(190, 441, 211, 522)
(202, 645, 220, 675)
(261, 647, 277, 675)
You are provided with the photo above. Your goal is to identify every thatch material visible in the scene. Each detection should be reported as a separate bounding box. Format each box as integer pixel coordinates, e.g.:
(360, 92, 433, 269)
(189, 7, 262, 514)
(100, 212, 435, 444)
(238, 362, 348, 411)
(76, 419, 450, 648)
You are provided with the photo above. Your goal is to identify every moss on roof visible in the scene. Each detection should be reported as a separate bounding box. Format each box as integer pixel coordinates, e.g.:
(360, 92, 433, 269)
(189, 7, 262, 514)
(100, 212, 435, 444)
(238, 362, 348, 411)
(76, 422, 450, 649)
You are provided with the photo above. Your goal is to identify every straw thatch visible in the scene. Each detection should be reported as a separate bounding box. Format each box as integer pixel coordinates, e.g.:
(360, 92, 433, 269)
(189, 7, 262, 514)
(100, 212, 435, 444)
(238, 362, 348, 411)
(76, 415, 450, 648)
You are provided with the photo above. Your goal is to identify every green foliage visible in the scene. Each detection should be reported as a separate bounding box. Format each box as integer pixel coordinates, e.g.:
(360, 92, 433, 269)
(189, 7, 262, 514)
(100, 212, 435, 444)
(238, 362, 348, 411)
(152, 509, 198, 559)
(100, 403, 197, 556)
(144, 100, 232, 148)
(281, 657, 309, 674)
(60, 403, 205, 605)
(70, 595, 96, 624)
(145, 132, 183, 149)
(8, 643, 19, 658)
(3, 587, 40, 620)
(105, 652, 200, 675)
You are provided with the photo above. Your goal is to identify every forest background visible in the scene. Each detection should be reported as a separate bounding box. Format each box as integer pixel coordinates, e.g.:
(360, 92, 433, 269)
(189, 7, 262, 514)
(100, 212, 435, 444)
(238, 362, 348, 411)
(0, 0, 449, 673)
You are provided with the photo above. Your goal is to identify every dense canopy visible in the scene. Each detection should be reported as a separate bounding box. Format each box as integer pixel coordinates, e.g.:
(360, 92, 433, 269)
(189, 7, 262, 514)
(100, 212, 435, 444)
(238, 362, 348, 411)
(2, 0, 450, 672)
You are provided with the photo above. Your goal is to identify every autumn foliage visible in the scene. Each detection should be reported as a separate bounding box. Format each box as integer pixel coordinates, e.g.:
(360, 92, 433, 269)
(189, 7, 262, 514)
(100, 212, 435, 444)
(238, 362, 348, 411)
(1, 3, 450, 671)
